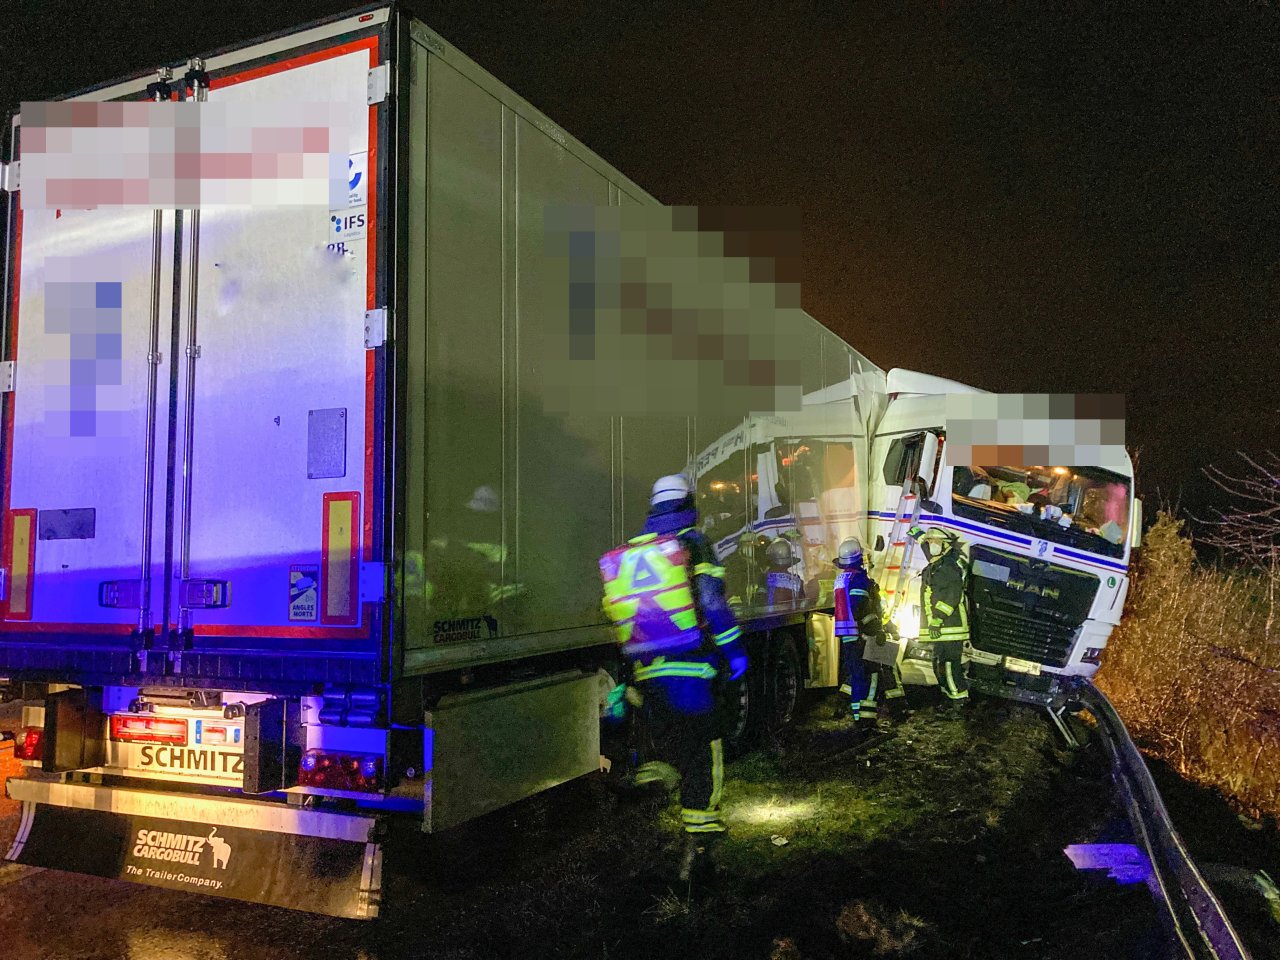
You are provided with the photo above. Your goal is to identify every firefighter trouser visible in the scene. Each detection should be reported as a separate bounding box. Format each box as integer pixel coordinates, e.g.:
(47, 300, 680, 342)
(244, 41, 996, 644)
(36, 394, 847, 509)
(839, 635, 905, 719)
(922, 639, 969, 700)
(633, 680, 726, 834)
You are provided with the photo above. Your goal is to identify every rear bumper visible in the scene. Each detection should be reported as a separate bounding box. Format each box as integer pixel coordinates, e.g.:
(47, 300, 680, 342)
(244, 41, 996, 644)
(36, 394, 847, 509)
(5, 778, 383, 918)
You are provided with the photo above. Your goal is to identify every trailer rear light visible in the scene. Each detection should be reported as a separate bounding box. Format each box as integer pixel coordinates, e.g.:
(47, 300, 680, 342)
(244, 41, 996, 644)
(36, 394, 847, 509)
(298, 749, 383, 793)
(14, 726, 43, 761)
(1082, 647, 1105, 665)
(196, 722, 230, 745)
(109, 715, 188, 745)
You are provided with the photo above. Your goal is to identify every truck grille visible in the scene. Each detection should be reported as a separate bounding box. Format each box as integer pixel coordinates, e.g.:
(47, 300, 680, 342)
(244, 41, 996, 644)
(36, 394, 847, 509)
(967, 545, 1100, 669)
(970, 607, 1078, 667)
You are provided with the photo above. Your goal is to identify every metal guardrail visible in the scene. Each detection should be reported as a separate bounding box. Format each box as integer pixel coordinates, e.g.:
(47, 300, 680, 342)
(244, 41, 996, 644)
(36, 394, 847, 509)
(1074, 681, 1253, 960)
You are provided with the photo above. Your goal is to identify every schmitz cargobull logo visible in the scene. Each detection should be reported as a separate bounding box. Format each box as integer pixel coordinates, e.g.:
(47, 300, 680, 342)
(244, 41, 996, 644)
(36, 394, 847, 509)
(138, 744, 244, 774)
(132, 826, 233, 870)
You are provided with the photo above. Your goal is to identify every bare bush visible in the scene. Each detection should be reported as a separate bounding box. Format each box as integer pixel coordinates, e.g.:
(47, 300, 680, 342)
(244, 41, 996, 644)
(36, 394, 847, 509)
(1202, 451, 1280, 647)
(1100, 512, 1280, 819)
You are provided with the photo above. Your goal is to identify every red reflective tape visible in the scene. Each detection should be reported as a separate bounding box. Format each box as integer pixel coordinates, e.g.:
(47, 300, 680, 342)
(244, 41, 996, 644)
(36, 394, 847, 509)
(192, 623, 366, 638)
(0, 621, 133, 635)
(3, 509, 36, 620)
(363, 40, 379, 564)
(2, 208, 22, 599)
(321, 492, 360, 626)
(209, 36, 378, 90)
(364, 351, 375, 563)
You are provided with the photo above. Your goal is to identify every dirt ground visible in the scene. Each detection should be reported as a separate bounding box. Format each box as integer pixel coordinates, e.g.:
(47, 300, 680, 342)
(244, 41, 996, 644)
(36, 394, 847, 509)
(0, 692, 1272, 960)
(373, 692, 1164, 960)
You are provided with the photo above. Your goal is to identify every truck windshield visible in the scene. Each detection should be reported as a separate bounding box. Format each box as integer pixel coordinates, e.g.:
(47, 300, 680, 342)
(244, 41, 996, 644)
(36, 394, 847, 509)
(950, 465, 1131, 559)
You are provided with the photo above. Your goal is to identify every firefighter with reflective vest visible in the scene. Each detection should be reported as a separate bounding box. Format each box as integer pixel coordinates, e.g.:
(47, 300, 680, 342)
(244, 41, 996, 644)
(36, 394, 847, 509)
(833, 537, 904, 728)
(599, 474, 748, 884)
(765, 536, 805, 608)
(907, 525, 970, 706)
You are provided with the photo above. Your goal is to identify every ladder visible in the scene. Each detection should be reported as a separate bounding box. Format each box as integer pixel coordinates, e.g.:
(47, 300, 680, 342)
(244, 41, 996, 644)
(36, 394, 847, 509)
(875, 474, 926, 619)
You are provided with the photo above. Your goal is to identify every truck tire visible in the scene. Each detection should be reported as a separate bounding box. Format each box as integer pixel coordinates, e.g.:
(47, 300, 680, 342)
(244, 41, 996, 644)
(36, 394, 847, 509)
(763, 632, 802, 735)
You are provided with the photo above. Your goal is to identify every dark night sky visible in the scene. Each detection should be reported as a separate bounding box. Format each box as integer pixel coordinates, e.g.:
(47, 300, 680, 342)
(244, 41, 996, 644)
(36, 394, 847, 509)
(3, 1, 1277, 519)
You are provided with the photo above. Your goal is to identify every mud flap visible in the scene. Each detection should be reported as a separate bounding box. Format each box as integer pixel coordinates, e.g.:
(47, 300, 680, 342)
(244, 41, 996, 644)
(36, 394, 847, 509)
(4, 779, 383, 918)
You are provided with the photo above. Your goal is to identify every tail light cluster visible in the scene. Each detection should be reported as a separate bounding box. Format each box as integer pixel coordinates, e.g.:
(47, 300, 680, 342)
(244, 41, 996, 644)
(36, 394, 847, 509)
(14, 726, 44, 762)
(298, 749, 383, 793)
(110, 715, 188, 745)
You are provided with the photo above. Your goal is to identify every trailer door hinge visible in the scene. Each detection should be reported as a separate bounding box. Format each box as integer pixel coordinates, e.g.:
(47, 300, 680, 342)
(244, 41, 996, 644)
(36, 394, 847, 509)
(0, 161, 17, 193)
(0, 361, 14, 394)
(367, 63, 391, 106)
(364, 308, 387, 349)
(360, 562, 387, 603)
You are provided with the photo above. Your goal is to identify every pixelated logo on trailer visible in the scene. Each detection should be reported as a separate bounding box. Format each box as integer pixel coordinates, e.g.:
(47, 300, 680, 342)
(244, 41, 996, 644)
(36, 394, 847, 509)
(20, 100, 360, 210)
(347, 151, 367, 207)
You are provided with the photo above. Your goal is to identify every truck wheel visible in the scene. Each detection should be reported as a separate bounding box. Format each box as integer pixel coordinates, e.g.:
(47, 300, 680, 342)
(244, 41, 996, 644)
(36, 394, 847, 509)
(764, 633, 802, 734)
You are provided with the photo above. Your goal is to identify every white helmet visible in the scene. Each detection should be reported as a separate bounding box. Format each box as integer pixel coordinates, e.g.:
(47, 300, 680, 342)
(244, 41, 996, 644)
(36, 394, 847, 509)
(766, 537, 795, 567)
(651, 474, 692, 506)
(835, 537, 863, 569)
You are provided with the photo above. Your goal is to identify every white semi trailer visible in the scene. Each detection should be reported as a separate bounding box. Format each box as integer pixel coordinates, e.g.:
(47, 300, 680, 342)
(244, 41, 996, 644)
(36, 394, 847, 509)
(0, 4, 1138, 917)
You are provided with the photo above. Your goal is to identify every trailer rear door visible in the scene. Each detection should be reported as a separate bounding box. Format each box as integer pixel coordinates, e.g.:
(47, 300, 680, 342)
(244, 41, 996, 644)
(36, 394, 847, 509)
(0, 11, 389, 688)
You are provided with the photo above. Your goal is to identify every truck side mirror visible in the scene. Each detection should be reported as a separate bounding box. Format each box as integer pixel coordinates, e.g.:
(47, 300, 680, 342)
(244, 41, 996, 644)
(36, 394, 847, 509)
(921, 498, 941, 515)
(874, 535, 885, 552)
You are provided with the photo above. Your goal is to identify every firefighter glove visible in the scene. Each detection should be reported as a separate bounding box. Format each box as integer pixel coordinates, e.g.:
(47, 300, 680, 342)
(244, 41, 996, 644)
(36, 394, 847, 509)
(603, 683, 628, 724)
(726, 650, 749, 681)
(928, 623, 942, 640)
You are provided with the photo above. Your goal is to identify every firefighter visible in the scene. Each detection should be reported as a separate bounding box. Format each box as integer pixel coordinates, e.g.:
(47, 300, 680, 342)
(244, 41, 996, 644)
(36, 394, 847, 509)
(764, 537, 804, 608)
(907, 525, 971, 707)
(599, 474, 749, 885)
(833, 537, 904, 729)
(724, 530, 768, 607)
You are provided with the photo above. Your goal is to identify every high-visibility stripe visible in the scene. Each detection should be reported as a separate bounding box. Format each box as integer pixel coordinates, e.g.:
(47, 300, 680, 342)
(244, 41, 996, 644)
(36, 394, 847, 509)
(714, 625, 741, 646)
(635, 761, 679, 789)
(934, 600, 954, 616)
(633, 659, 718, 681)
(680, 814, 721, 829)
(4, 509, 36, 621)
(321, 492, 360, 625)
(709, 738, 724, 808)
(943, 662, 969, 699)
(695, 562, 725, 579)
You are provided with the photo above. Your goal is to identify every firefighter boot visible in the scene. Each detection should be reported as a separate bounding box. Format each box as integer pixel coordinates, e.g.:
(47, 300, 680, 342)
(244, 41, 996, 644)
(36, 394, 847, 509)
(678, 832, 722, 887)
